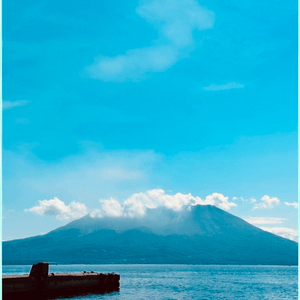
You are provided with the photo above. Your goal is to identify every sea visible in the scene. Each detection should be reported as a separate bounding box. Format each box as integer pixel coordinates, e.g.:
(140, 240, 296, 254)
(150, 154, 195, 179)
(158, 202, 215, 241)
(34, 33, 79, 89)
(2, 264, 298, 299)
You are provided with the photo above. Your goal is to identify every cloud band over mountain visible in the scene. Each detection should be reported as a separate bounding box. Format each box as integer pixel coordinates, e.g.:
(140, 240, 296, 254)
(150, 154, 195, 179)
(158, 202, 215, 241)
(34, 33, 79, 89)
(25, 189, 297, 241)
(26, 189, 237, 221)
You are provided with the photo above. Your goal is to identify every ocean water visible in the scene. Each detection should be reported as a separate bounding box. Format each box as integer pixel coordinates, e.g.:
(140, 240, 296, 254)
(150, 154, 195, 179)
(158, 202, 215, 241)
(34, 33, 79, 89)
(2, 264, 298, 299)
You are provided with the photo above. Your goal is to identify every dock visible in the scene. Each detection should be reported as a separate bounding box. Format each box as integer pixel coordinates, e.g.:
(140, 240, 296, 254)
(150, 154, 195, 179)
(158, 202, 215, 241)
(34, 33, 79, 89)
(2, 262, 120, 299)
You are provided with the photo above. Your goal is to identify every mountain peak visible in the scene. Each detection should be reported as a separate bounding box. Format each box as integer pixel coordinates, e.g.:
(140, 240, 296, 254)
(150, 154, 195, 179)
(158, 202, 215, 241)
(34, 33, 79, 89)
(3, 205, 297, 265)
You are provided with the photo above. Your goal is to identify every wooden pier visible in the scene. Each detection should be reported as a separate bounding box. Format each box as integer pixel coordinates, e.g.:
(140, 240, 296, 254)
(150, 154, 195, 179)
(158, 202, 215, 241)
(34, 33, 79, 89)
(2, 263, 120, 299)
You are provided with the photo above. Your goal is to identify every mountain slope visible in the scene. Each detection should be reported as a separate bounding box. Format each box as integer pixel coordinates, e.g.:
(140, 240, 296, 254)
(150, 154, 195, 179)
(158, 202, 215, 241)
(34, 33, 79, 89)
(3, 205, 298, 265)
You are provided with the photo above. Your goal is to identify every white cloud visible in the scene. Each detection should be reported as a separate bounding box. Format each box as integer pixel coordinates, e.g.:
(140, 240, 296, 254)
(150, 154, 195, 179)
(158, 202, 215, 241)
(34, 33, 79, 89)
(3, 100, 29, 110)
(284, 202, 298, 209)
(259, 227, 298, 242)
(99, 167, 142, 181)
(124, 197, 147, 218)
(136, 0, 214, 46)
(199, 193, 237, 210)
(232, 197, 238, 200)
(203, 82, 245, 91)
(99, 198, 124, 217)
(239, 197, 257, 203)
(141, 189, 196, 211)
(90, 189, 236, 219)
(88, 46, 179, 82)
(253, 195, 280, 210)
(130, 190, 237, 212)
(25, 197, 88, 220)
(87, 0, 214, 81)
(244, 217, 286, 225)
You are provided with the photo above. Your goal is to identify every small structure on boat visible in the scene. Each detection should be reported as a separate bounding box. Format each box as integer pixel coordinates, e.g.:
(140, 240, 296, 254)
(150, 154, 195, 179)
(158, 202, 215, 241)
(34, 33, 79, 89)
(2, 262, 120, 300)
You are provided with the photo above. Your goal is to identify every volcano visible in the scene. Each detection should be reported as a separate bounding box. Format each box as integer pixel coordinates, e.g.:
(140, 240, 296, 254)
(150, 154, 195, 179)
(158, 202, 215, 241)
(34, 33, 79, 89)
(3, 205, 298, 265)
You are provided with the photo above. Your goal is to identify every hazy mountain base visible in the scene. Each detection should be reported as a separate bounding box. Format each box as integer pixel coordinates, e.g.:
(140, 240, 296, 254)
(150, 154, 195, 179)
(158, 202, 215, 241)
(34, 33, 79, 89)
(3, 205, 298, 265)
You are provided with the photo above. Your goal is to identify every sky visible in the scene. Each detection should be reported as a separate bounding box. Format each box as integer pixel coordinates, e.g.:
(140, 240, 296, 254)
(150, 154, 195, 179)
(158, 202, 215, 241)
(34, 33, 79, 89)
(2, 0, 298, 242)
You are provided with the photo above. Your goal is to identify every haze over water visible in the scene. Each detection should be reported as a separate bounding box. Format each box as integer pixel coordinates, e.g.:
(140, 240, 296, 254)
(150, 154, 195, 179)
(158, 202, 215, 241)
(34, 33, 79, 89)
(3, 264, 298, 299)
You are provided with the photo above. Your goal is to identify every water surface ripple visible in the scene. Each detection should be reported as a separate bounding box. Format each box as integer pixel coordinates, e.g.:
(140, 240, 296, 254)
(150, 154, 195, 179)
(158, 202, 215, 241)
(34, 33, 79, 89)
(3, 264, 298, 299)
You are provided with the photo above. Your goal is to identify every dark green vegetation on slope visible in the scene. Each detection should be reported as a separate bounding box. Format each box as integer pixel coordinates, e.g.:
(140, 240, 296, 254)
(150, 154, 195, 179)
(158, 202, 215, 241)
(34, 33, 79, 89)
(3, 205, 298, 265)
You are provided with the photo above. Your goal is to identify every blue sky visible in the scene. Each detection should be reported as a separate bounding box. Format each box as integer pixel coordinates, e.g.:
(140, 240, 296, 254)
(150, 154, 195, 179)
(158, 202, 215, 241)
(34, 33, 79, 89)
(3, 0, 298, 241)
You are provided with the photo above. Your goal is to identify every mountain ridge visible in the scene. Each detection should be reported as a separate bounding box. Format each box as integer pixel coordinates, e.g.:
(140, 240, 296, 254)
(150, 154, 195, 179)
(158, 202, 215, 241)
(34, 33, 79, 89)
(3, 205, 298, 265)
